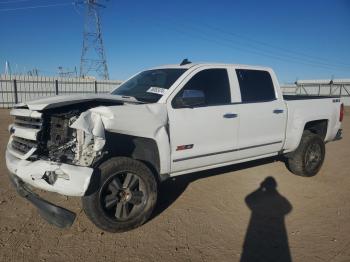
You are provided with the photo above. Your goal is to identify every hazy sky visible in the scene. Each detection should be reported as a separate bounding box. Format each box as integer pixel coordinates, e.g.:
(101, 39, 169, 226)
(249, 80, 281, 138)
(0, 0, 349, 83)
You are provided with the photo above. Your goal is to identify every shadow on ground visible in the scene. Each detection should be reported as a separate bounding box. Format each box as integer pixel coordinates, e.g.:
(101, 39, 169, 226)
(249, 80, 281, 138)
(152, 159, 293, 261)
(240, 176, 292, 262)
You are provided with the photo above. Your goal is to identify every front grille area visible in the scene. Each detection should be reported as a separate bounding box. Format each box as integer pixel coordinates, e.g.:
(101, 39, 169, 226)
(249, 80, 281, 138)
(12, 136, 38, 154)
(14, 116, 42, 129)
(9, 109, 44, 159)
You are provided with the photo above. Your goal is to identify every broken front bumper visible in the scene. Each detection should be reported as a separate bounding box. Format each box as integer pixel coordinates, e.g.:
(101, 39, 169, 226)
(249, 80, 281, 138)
(7, 172, 76, 228)
(6, 149, 94, 197)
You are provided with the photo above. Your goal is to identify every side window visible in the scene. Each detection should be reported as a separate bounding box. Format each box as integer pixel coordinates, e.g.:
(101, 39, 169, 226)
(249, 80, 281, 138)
(236, 69, 276, 103)
(173, 69, 231, 107)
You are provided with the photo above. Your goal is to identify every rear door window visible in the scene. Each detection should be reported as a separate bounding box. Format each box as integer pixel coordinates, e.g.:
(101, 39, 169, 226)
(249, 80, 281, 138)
(236, 69, 276, 103)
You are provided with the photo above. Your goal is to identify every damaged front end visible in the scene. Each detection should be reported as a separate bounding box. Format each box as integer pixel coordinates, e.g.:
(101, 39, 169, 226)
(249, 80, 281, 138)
(6, 96, 170, 228)
(6, 102, 118, 196)
(39, 110, 105, 169)
(37, 107, 107, 168)
(5, 100, 123, 228)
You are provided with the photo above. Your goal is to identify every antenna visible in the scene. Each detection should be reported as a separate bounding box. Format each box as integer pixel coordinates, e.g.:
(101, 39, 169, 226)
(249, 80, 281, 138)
(180, 58, 191, 66)
(79, 0, 109, 80)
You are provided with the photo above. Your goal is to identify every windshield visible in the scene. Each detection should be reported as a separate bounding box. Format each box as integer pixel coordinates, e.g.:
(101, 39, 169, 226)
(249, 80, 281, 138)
(112, 69, 187, 103)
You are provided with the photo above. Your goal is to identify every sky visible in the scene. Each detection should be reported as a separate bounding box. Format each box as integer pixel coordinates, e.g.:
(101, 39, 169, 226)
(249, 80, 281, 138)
(0, 0, 349, 83)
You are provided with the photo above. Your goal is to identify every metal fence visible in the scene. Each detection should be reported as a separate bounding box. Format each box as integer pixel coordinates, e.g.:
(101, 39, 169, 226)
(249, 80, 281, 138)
(281, 80, 350, 96)
(0, 75, 122, 108)
(2, 75, 350, 108)
(281, 79, 350, 105)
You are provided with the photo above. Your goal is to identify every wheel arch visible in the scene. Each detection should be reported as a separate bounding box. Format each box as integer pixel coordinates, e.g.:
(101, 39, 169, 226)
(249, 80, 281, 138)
(303, 119, 328, 140)
(284, 118, 328, 154)
(102, 132, 163, 181)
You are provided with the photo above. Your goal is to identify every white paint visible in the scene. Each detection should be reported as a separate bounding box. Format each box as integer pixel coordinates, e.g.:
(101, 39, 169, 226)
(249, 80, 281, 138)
(12, 125, 39, 141)
(10, 109, 42, 119)
(283, 99, 342, 152)
(163, 64, 341, 174)
(6, 150, 93, 196)
(166, 65, 240, 172)
(229, 65, 286, 158)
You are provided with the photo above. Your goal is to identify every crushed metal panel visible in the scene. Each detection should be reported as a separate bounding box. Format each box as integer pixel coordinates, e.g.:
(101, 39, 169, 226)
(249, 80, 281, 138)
(70, 103, 171, 174)
(6, 150, 93, 196)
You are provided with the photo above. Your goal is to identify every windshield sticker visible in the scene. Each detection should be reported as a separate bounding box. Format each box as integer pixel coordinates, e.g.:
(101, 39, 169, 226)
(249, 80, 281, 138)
(147, 87, 168, 95)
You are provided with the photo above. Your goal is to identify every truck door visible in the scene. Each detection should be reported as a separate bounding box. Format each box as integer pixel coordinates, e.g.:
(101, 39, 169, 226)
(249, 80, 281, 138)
(167, 67, 240, 173)
(233, 68, 286, 159)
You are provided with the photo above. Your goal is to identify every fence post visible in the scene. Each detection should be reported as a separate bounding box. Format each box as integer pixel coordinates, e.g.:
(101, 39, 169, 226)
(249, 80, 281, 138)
(340, 85, 342, 96)
(94, 80, 98, 94)
(55, 79, 59, 95)
(13, 79, 18, 104)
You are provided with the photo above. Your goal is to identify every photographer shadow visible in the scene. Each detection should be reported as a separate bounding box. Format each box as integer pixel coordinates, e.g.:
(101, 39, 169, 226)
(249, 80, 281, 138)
(240, 177, 292, 262)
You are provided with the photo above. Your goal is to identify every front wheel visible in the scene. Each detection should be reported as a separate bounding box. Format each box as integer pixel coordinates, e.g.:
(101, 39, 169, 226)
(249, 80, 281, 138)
(286, 131, 325, 177)
(82, 157, 158, 232)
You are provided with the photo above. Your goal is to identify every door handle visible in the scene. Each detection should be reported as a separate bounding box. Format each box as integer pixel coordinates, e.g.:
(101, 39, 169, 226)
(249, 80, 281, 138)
(223, 113, 238, 118)
(273, 109, 284, 114)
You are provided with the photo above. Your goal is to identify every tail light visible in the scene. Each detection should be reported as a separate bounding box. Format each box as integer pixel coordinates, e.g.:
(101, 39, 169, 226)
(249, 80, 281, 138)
(340, 103, 344, 122)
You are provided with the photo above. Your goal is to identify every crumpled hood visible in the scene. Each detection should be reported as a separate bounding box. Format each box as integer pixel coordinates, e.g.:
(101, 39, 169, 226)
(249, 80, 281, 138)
(14, 94, 125, 111)
(71, 103, 168, 141)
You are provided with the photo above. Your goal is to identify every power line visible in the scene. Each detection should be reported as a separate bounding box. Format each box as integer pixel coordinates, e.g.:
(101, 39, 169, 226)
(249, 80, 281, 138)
(161, 23, 350, 73)
(0, 0, 34, 4)
(198, 22, 350, 68)
(183, 24, 350, 71)
(144, 16, 350, 72)
(176, 21, 350, 70)
(0, 2, 73, 11)
(151, 15, 350, 71)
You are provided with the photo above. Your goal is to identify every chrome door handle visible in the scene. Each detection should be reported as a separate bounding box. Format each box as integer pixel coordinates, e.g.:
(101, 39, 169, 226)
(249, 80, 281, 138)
(223, 113, 238, 118)
(273, 109, 284, 114)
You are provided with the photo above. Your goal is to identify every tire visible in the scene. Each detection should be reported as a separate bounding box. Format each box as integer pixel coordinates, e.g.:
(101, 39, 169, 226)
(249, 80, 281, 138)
(82, 157, 158, 232)
(286, 131, 325, 177)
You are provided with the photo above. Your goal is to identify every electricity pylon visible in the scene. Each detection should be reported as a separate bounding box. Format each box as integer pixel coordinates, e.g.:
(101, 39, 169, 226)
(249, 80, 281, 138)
(79, 0, 109, 80)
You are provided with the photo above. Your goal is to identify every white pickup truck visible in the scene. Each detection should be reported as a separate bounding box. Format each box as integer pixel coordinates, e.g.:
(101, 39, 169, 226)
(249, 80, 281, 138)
(6, 61, 343, 232)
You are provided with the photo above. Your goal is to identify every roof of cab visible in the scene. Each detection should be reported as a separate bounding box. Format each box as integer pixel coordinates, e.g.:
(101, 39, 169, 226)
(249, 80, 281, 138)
(150, 62, 272, 71)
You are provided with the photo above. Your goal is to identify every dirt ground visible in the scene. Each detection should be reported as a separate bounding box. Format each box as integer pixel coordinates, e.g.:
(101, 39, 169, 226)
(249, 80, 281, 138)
(0, 108, 349, 262)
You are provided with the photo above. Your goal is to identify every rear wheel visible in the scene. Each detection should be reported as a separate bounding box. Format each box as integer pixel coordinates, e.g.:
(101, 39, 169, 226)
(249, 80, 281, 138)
(82, 157, 158, 232)
(286, 131, 325, 177)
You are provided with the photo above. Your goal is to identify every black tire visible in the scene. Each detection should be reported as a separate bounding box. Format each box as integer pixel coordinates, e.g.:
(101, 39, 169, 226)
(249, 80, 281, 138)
(286, 131, 325, 177)
(82, 157, 158, 232)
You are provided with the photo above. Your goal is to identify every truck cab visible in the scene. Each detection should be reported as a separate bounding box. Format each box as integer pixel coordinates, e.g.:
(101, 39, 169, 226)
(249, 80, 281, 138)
(158, 64, 287, 175)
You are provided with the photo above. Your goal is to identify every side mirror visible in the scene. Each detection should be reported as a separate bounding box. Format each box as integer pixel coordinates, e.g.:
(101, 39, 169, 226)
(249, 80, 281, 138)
(174, 89, 205, 108)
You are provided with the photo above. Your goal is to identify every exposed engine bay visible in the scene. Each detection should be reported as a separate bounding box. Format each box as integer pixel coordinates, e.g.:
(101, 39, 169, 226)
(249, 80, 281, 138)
(14, 101, 123, 167)
(45, 110, 81, 163)
(7, 96, 169, 196)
